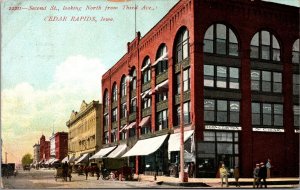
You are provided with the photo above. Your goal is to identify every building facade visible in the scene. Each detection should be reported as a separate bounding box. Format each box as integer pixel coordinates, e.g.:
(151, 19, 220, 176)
(33, 143, 40, 164)
(66, 100, 103, 161)
(49, 133, 56, 158)
(101, 0, 299, 177)
(55, 132, 68, 161)
(39, 135, 50, 161)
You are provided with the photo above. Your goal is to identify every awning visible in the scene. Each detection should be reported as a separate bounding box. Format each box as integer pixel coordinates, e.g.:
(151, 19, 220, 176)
(155, 80, 169, 92)
(119, 125, 127, 133)
(168, 130, 194, 152)
(127, 122, 136, 129)
(141, 89, 151, 99)
(152, 53, 168, 67)
(141, 61, 151, 72)
(75, 153, 89, 164)
(61, 156, 69, 163)
(51, 159, 59, 164)
(38, 159, 45, 164)
(139, 116, 151, 127)
(107, 144, 127, 158)
(122, 134, 168, 157)
(89, 146, 116, 159)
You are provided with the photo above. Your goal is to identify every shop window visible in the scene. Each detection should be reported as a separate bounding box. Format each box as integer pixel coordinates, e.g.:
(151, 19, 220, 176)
(250, 30, 280, 61)
(292, 39, 300, 64)
(175, 28, 189, 63)
(204, 24, 239, 56)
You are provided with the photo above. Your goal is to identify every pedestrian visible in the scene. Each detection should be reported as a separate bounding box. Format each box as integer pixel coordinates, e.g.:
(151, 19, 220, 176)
(189, 162, 195, 178)
(62, 161, 68, 182)
(253, 163, 260, 188)
(233, 166, 240, 187)
(219, 164, 229, 187)
(266, 159, 271, 178)
(84, 165, 89, 180)
(95, 165, 100, 180)
(68, 164, 72, 182)
(257, 162, 267, 188)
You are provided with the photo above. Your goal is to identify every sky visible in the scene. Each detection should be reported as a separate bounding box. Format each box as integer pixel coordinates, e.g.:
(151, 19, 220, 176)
(1, 0, 299, 164)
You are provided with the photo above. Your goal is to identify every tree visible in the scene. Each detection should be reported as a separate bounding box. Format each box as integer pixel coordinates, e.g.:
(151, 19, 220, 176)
(21, 153, 33, 166)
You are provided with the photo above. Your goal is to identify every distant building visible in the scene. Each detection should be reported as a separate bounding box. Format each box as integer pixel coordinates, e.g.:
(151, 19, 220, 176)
(66, 100, 103, 163)
(49, 133, 56, 158)
(33, 143, 40, 164)
(55, 132, 68, 161)
(39, 135, 50, 161)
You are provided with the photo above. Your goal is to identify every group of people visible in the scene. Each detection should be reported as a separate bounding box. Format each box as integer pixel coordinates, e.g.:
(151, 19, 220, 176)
(77, 165, 101, 180)
(62, 161, 73, 181)
(219, 159, 271, 188)
(253, 159, 272, 188)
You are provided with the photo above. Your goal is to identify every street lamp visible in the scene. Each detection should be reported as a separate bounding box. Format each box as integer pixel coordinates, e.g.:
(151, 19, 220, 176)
(180, 64, 185, 182)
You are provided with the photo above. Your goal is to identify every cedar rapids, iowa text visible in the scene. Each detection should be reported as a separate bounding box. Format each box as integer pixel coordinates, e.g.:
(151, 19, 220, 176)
(44, 16, 113, 22)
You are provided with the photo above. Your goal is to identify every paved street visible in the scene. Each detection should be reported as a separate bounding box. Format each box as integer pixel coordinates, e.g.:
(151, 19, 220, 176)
(1, 169, 177, 189)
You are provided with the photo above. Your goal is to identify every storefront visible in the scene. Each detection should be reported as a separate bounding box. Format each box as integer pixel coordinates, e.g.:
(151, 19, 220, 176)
(197, 128, 239, 178)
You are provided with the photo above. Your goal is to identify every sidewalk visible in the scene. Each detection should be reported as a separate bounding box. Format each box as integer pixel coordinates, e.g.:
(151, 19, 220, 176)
(137, 174, 300, 188)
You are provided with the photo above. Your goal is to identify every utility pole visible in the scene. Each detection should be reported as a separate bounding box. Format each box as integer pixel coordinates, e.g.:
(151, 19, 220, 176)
(180, 64, 184, 182)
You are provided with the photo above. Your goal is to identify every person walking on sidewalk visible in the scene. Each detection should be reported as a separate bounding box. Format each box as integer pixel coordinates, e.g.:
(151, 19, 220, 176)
(257, 162, 267, 188)
(219, 164, 229, 187)
(233, 166, 240, 187)
(266, 159, 271, 178)
(253, 163, 260, 188)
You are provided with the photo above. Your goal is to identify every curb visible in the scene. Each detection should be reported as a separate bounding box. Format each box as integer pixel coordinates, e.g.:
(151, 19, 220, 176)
(157, 181, 210, 187)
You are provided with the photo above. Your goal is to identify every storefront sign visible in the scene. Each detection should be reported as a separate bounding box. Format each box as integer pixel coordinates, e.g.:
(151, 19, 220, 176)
(252, 128, 284, 133)
(205, 125, 241, 131)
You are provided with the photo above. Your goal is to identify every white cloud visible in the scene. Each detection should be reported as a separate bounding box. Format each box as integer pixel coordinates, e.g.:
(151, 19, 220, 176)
(1, 55, 108, 163)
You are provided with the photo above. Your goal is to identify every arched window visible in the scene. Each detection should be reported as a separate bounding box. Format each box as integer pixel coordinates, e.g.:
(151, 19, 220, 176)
(155, 44, 168, 75)
(250, 30, 280, 61)
(130, 68, 137, 91)
(204, 24, 239, 56)
(292, 39, 299, 64)
(103, 89, 109, 110)
(112, 83, 117, 102)
(120, 75, 126, 97)
(175, 28, 189, 63)
(142, 57, 151, 84)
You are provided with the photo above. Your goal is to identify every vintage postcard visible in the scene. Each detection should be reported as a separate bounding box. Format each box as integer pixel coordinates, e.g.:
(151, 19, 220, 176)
(1, 0, 299, 189)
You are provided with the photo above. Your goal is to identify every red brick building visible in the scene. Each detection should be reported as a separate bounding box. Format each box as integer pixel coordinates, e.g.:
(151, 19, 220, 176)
(39, 135, 50, 161)
(101, 0, 299, 177)
(55, 132, 68, 161)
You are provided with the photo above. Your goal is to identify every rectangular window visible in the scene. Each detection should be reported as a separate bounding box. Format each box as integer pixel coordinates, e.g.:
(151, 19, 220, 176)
(183, 39, 189, 60)
(129, 128, 135, 138)
(104, 114, 109, 126)
(273, 72, 282, 93)
(230, 101, 240, 123)
(112, 108, 118, 122)
(121, 103, 127, 118)
(262, 71, 271, 92)
(204, 99, 215, 122)
(274, 104, 283, 126)
(294, 105, 300, 128)
(174, 105, 181, 126)
(204, 65, 214, 87)
(251, 45, 259, 58)
(183, 68, 190, 91)
(120, 132, 127, 140)
(229, 67, 239, 89)
(142, 98, 151, 109)
(156, 109, 168, 131)
(131, 98, 136, 113)
(183, 101, 191, 124)
(251, 103, 261, 125)
(176, 73, 180, 95)
(262, 103, 272, 125)
(251, 70, 260, 91)
(204, 39, 214, 53)
(293, 74, 299, 95)
(156, 91, 167, 102)
(216, 66, 227, 88)
(104, 131, 109, 144)
(177, 44, 183, 63)
(217, 100, 227, 122)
